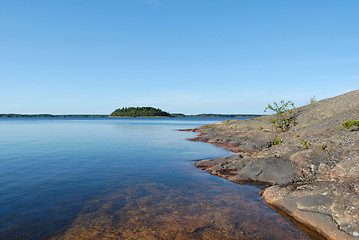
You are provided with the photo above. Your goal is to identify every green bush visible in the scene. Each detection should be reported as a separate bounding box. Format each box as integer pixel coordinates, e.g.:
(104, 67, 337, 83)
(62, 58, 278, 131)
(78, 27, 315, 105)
(265, 100, 296, 131)
(341, 120, 359, 130)
(269, 118, 276, 124)
(271, 137, 283, 146)
(301, 140, 308, 149)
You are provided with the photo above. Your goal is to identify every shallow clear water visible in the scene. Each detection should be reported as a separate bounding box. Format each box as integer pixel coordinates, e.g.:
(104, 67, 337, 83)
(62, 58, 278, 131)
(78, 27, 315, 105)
(0, 117, 310, 239)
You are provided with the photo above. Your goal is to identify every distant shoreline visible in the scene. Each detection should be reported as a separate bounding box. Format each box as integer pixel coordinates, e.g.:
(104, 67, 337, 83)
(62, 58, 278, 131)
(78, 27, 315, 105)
(170, 113, 262, 118)
(0, 114, 109, 118)
(0, 113, 262, 118)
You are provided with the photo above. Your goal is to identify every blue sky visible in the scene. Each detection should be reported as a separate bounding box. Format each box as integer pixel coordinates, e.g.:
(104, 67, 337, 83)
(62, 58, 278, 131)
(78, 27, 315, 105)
(1, 0, 358, 114)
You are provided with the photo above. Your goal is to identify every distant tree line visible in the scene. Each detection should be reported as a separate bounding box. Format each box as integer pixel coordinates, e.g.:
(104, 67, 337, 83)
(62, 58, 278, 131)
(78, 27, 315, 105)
(170, 113, 262, 118)
(1, 111, 261, 118)
(0, 114, 108, 117)
(110, 107, 170, 117)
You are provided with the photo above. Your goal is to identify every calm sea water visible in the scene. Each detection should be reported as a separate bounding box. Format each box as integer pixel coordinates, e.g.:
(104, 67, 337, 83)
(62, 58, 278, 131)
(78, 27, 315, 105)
(0, 117, 310, 239)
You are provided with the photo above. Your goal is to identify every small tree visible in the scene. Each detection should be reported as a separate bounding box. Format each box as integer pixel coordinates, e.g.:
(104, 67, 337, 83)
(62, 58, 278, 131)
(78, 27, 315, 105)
(265, 100, 295, 131)
(308, 96, 317, 105)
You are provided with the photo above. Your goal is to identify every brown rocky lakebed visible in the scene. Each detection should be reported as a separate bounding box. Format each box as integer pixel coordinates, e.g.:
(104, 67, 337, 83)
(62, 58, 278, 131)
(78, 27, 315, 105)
(54, 180, 311, 239)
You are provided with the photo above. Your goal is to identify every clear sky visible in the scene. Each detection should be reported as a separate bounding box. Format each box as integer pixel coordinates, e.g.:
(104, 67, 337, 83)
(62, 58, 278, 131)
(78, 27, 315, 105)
(1, 0, 358, 115)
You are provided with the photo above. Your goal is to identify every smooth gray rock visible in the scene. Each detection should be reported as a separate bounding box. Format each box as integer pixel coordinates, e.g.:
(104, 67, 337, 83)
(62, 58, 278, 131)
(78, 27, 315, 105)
(232, 158, 296, 185)
(192, 89, 359, 239)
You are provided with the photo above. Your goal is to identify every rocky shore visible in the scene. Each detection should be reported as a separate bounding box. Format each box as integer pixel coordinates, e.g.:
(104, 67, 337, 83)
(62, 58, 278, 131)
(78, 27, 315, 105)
(189, 90, 359, 239)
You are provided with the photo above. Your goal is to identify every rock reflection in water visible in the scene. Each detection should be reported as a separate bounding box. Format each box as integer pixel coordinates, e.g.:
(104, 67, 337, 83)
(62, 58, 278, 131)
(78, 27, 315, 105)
(55, 183, 310, 240)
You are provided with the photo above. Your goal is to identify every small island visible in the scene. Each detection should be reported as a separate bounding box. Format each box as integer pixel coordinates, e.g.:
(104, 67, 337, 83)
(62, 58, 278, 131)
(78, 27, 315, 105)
(110, 107, 171, 117)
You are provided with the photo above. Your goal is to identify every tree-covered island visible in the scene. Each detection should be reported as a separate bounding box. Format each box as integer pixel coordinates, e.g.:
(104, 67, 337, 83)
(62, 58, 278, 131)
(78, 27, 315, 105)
(110, 107, 171, 117)
(1, 109, 261, 118)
